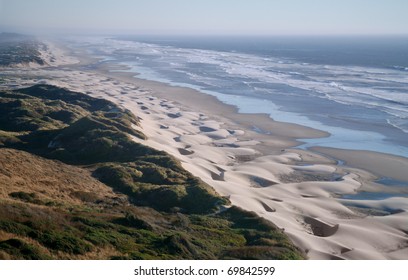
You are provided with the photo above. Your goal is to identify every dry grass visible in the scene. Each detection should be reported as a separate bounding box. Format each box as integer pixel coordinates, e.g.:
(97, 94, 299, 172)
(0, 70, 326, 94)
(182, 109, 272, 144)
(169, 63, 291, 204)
(0, 148, 121, 206)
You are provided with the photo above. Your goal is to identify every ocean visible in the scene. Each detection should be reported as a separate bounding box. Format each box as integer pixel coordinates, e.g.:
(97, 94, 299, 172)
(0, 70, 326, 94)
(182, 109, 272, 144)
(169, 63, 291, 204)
(72, 35, 408, 158)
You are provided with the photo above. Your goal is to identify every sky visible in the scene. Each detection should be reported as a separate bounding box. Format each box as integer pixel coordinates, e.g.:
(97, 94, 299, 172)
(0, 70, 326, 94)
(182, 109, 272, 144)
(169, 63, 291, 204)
(0, 0, 407, 35)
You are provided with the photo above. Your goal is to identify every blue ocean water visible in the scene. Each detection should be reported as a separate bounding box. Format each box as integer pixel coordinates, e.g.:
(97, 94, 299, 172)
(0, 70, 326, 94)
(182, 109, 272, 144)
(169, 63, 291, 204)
(72, 35, 408, 158)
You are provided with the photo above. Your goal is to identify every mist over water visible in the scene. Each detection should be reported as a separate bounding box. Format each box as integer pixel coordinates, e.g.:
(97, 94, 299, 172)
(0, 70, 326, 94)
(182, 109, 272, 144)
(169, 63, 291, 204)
(70, 36, 408, 157)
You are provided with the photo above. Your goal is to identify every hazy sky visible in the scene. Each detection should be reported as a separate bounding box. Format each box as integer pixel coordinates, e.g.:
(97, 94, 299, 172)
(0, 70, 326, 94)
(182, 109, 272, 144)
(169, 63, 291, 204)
(0, 0, 407, 35)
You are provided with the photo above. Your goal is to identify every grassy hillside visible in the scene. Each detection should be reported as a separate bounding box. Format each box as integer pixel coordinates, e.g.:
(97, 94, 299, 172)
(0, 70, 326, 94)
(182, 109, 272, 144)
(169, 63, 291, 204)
(0, 84, 304, 260)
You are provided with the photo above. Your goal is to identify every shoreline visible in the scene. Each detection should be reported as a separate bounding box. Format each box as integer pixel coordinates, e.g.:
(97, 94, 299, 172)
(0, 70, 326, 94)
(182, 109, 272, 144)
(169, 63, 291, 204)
(98, 38, 408, 159)
(91, 67, 329, 154)
(97, 61, 408, 159)
(98, 64, 408, 178)
(3, 41, 408, 259)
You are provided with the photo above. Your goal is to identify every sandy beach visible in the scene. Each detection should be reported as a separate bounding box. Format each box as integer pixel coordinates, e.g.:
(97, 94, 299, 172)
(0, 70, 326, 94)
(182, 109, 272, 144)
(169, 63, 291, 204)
(2, 42, 408, 260)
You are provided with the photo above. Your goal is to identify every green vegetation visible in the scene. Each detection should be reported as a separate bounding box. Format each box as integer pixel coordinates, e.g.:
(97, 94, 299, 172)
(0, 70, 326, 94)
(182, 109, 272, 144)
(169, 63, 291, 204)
(94, 162, 222, 213)
(0, 239, 51, 260)
(0, 198, 301, 259)
(0, 84, 304, 259)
